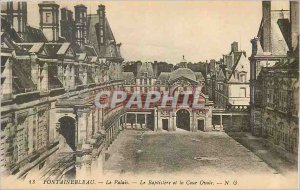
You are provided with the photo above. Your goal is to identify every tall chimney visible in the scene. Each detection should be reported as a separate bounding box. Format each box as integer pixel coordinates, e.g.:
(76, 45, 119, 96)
(74, 4, 87, 46)
(2, 2, 27, 38)
(61, 8, 67, 21)
(60, 8, 75, 43)
(38, 1, 59, 42)
(262, 1, 271, 53)
(290, 1, 299, 51)
(231, 42, 238, 52)
(97, 5, 106, 47)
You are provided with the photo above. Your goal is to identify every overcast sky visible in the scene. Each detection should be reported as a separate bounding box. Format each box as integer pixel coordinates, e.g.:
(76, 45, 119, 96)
(27, 1, 289, 64)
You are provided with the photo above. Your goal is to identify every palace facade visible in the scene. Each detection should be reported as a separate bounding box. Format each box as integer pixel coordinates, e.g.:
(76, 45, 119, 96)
(1, 1, 125, 180)
(249, 1, 299, 162)
(122, 59, 213, 132)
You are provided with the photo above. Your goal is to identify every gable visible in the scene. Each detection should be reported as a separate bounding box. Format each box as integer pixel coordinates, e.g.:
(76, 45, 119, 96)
(216, 70, 225, 81)
(66, 47, 75, 57)
(40, 49, 47, 56)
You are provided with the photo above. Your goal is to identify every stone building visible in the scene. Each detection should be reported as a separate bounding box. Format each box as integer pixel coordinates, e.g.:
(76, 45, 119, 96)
(249, 1, 299, 161)
(1, 1, 125, 180)
(213, 42, 250, 109)
(205, 42, 250, 132)
(123, 59, 213, 132)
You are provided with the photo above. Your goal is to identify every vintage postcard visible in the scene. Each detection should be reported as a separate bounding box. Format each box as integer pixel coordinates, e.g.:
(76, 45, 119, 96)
(0, 0, 298, 189)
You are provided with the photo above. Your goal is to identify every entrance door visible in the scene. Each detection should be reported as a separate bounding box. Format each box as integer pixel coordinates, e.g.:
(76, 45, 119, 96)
(58, 116, 76, 150)
(176, 109, 190, 131)
(198, 119, 205, 131)
(162, 119, 168, 131)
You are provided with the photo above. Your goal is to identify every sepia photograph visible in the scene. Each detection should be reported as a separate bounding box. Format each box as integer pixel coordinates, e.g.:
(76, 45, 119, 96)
(0, 0, 299, 189)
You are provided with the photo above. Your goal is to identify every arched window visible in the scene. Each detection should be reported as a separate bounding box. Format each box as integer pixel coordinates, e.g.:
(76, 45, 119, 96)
(278, 122, 284, 143)
(266, 118, 272, 137)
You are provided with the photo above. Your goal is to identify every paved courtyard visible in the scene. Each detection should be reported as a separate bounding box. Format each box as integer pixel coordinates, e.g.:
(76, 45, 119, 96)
(104, 129, 277, 176)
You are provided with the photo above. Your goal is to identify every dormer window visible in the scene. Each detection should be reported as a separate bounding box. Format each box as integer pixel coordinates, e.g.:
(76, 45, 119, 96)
(240, 73, 246, 83)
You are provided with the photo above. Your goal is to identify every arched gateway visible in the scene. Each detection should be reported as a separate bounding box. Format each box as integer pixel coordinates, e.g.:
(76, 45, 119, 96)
(176, 109, 190, 131)
(58, 116, 76, 150)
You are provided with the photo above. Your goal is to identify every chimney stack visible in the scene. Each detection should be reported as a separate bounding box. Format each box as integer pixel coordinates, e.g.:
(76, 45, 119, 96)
(290, 1, 299, 51)
(61, 8, 67, 21)
(97, 5, 106, 46)
(38, 1, 60, 42)
(262, 1, 271, 53)
(2, 2, 27, 38)
(74, 4, 87, 46)
(231, 42, 238, 52)
(60, 8, 75, 43)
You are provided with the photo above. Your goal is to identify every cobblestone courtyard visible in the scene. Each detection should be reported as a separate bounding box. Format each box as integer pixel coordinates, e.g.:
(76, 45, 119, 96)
(104, 129, 277, 176)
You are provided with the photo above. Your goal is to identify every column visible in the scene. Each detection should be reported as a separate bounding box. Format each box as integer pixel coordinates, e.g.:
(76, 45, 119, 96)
(75, 163, 85, 179)
(230, 114, 233, 131)
(41, 62, 49, 91)
(154, 110, 157, 131)
(168, 112, 172, 131)
(110, 127, 113, 143)
(87, 112, 93, 142)
(125, 114, 127, 129)
(135, 113, 137, 129)
(172, 112, 176, 131)
(91, 157, 98, 176)
(220, 115, 223, 130)
(145, 114, 147, 129)
(173, 113, 177, 131)
(77, 112, 87, 145)
(97, 150, 105, 175)
(190, 113, 194, 132)
(49, 102, 57, 142)
(157, 110, 162, 131)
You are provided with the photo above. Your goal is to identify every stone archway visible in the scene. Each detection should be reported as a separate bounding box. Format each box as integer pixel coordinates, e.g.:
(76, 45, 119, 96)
(58, 116, 76, 151)
(176, 109, 190, 131)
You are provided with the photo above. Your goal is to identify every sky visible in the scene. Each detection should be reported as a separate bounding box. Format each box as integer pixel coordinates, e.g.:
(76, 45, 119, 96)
(26, 1, 290, 64)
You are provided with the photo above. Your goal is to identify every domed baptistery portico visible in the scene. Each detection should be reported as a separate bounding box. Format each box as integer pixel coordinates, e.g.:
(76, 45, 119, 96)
(157, 66, 213, 132)
(123, 57, 213, 132)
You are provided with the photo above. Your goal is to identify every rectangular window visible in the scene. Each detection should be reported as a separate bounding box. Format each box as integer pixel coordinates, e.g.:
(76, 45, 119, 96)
(239, 87, 246, 97)
(240, 74, 246, 83)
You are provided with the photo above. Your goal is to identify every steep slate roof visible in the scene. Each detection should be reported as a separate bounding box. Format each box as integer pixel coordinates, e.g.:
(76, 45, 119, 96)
(157, 72, 170, 83)
(16, 43, 44, 53)
(76, 53, 87, 61)
(194, 72, 205, 81)
(227, 51, 247, 81)
(83, 45, 98, 57)
(137, 62, 154, 78)
(23, 25, 48, 43)
(216, 69, 225, 81)
(56, 43, 70, 55)
(169, 68, 196, 82)
(257, 10, 290, 55)
(86, 14, 122, 59)
(1, 18, 23, 43)
(122, 72, 135, 81)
